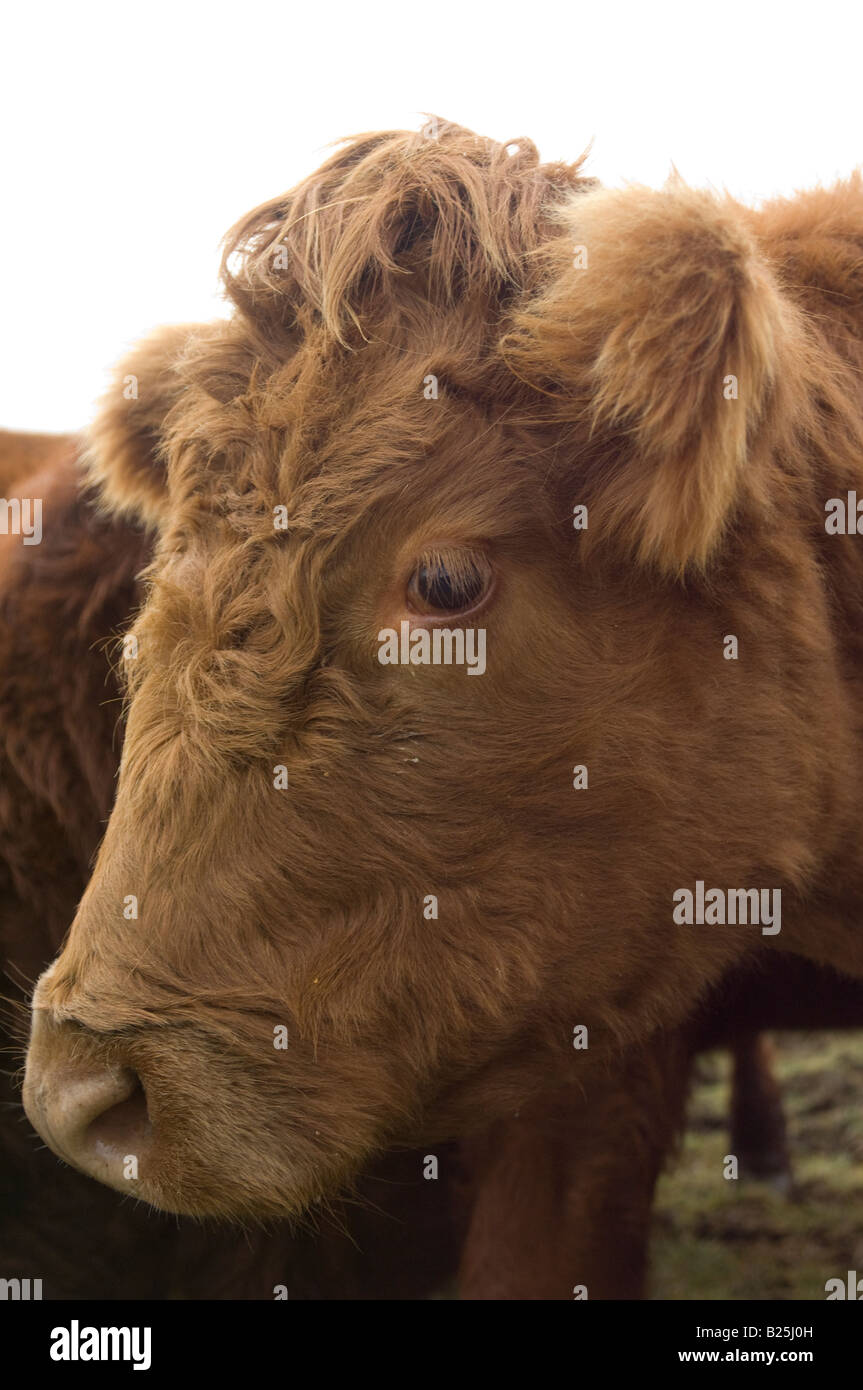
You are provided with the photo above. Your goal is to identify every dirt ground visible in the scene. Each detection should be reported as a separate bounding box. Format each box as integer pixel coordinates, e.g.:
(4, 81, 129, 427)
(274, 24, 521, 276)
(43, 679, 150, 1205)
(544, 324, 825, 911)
(650, 1032, 863, 1300)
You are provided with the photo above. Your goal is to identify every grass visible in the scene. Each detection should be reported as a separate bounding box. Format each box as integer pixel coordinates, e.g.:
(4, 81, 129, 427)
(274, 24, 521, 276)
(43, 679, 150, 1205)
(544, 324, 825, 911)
(650, 1031, 863, 1299)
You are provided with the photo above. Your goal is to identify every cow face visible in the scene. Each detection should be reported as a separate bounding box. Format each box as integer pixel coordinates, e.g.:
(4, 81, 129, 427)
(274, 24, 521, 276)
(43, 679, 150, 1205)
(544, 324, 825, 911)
(24, 125, 844, 1219)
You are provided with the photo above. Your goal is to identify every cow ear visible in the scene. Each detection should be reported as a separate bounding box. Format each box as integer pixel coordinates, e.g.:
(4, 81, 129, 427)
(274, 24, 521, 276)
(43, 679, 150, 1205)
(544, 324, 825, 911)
(504, 183, 805, 575)
(85, 324, 201, 529)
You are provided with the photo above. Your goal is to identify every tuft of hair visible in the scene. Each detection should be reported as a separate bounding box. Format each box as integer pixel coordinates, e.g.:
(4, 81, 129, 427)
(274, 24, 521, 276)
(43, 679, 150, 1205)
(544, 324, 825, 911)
(221, 118, 594, 351)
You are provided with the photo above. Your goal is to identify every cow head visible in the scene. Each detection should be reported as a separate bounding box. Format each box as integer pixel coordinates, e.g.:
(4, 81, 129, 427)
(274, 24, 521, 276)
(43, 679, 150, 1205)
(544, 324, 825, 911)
(23, 122, 845, 1219)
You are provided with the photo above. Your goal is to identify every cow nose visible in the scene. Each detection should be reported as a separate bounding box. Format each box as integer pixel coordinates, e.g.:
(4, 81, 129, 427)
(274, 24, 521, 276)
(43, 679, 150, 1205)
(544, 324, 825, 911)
(23, 1008, 152, 1188)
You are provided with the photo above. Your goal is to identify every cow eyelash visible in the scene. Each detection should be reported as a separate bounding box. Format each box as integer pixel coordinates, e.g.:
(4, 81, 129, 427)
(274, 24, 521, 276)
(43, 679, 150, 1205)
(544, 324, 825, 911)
(406, 549, 493, 616)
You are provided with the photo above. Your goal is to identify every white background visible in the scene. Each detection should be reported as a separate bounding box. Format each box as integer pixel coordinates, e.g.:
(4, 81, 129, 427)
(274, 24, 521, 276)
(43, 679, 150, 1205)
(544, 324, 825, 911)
(3, 0, 862, 430)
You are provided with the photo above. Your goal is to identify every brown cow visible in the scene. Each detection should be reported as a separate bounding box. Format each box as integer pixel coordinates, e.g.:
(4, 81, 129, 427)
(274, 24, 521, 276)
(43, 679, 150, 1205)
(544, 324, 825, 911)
(2, 433, 820, 1301)
(0, 437, 460, 1298)
(19, 122, 863, 1284)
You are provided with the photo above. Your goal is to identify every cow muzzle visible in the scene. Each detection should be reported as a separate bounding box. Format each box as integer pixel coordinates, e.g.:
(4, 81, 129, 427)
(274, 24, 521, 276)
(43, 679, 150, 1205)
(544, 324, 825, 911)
(23, 1007, 152, 1193)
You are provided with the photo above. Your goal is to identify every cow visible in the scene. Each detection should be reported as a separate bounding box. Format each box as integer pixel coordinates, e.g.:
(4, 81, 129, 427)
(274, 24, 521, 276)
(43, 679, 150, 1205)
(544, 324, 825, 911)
(17, 120, 863, 1293)
(2, 431, 806, 1302)
(0, 436, 459, 1298)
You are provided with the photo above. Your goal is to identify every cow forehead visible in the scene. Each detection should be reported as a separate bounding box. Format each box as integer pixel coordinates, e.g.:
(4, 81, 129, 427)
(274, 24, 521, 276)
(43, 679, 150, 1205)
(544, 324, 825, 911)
(170, 315, 517, 496)
(163, 380, 534, 560)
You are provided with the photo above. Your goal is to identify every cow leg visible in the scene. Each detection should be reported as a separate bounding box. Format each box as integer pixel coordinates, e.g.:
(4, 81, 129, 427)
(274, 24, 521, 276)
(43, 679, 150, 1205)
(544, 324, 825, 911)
(457, 1032, 693, 1300)
(730, 1032, 792, 1190)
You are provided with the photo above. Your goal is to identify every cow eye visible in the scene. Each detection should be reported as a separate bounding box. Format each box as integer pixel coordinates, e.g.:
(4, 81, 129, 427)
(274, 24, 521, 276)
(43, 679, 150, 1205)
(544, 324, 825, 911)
(407, 550, 492, 616)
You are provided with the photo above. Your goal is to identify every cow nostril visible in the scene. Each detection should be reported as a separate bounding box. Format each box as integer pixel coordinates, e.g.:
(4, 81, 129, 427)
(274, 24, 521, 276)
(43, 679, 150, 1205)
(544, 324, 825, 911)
(24, 1011, 155, 1191)
(85, 1077, 151, 1162)
(26, 1056, 153, 1184)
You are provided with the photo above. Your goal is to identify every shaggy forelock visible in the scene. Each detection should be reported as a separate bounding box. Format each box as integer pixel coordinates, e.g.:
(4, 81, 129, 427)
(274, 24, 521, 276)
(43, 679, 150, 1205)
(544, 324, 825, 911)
(220, 118, 594, 351)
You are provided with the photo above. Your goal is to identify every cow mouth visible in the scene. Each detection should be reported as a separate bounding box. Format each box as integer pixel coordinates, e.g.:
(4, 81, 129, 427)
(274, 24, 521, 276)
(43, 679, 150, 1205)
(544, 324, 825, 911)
(25, 1000, 382, 1220)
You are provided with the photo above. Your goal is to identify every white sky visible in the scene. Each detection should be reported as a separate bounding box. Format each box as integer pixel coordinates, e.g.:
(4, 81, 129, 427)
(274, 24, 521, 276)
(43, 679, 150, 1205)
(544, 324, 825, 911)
(3, 0, 862, 431)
